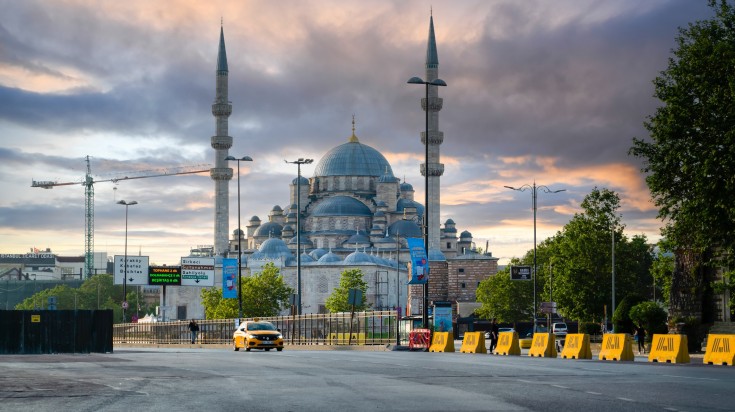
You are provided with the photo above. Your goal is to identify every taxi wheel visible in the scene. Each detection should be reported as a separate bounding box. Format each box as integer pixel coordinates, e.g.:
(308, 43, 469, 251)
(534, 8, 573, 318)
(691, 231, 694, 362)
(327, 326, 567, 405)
(265, 348, 271, 351)
(277, 348, 283, 352)
(245, 347, 251, 352)
(233, 340, 239, 351)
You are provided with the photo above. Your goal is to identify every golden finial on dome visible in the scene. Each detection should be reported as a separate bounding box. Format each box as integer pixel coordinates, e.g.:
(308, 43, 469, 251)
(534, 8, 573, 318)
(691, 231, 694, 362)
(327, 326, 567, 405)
(349, 114, 359, 143)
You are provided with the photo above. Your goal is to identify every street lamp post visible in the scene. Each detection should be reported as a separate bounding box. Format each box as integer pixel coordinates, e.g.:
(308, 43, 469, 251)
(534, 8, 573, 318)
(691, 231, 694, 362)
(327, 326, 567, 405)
(225, 155, 253, 320)
(504, 183, 564, 322)
(285, 158, 313, 315)
(408, 76, 446, 329)
(117, 200, 137, 323)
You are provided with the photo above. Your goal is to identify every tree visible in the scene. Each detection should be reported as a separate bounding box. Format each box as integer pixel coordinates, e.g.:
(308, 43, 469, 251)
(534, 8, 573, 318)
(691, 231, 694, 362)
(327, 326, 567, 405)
(325, 268, 368, 313)
(201, 262, 293, 319)
(528, 188, 653, 322)
(476, 262, 533, 324)
(629, 0, 735, 321)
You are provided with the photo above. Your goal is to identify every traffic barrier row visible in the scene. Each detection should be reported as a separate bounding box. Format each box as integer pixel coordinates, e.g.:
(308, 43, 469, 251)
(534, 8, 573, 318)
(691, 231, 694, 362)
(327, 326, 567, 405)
(426, 331, 734, 366)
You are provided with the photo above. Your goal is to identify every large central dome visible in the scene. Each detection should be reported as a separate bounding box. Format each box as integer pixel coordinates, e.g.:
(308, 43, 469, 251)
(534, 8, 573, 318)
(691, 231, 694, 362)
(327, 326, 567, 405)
(313, 134, 394, 178)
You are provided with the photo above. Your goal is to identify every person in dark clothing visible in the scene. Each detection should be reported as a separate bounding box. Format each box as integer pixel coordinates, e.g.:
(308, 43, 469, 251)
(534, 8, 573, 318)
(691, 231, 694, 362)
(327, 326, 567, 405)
(489, 318, 500, 353)
(188, 320, 200, 344)
(634, 324, 646, 354)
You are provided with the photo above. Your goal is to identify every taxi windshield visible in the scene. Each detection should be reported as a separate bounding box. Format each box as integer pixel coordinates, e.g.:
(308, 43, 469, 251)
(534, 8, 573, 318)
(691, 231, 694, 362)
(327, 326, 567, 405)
(248, 322, 276, 331)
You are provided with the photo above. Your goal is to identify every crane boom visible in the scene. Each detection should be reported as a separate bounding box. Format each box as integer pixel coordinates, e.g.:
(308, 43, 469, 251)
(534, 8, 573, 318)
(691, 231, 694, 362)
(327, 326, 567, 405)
(31, 156, 211, 278)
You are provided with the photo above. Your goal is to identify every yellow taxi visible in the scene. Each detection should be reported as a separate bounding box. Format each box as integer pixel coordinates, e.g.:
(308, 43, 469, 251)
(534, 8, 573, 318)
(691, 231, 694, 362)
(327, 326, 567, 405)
(233, 319, 284, 352)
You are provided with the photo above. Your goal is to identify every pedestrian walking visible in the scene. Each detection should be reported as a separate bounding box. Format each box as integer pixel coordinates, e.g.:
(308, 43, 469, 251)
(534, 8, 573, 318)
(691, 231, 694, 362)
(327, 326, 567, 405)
(188, 319, 200, 344)
(634, 324, 646, 354)
(489, 318, 499, 353)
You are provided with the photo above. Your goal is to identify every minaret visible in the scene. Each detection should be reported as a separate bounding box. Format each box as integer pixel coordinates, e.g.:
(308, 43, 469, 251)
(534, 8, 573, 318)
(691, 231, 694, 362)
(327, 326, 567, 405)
(422, 14, 444, 257)
(210, 24, 233, 256)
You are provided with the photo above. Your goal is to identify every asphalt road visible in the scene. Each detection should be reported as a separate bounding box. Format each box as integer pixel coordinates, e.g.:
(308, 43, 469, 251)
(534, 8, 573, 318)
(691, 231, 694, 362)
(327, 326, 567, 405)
(1, 347, 733, 412)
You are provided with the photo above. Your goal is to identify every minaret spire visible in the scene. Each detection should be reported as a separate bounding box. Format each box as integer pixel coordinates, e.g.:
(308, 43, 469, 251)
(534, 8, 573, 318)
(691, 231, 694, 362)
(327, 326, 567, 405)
(210, 24, 234, 256)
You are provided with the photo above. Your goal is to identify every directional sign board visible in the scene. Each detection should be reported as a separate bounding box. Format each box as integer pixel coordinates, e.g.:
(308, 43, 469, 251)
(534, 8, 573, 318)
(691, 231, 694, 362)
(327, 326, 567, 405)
(114, 255, 150, 286)
(510, 265, 532, 281)
(149, 266, 182, 285)
(540, 301, 557, 314)
(180, 257, 215, 286)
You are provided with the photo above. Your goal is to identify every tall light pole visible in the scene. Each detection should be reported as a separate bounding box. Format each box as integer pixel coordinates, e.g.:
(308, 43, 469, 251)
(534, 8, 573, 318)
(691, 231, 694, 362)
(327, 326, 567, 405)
(285, 158, 313, 315)
(504, 183, 564, 322)
(408, 76, 446, 329)
(225, 155, 253, 320)
(611, 224, 616, 331)
(117, 199, 137, 323)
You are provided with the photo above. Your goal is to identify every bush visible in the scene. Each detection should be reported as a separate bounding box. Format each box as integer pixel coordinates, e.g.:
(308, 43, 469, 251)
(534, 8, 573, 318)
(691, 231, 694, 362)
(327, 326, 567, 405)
(612, 293, 645, 333)
(579, 322, 601, 335)
(629, 301, 668, 341)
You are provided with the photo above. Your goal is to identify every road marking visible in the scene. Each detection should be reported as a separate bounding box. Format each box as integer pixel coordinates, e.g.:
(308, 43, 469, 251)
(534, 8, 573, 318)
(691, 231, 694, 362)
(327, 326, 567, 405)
(662, 374, 719, 382)
(552, 385, 569, 389)
(617, 397, 635, 402)
(663, 408, 678, 411)
(585, 391, 602, 395)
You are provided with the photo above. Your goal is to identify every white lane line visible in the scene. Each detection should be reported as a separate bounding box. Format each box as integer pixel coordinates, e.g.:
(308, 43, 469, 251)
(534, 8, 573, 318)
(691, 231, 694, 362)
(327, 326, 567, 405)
(662, 374, 719, 382)
(586, 391, 602, 395)
(551, 385, 569, 389)
(663, 408, 678, 411)
(617, 397, 635, 402)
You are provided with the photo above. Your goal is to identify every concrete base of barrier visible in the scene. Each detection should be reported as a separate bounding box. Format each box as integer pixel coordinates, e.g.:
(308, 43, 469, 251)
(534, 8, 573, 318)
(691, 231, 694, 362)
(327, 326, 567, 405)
(460, 332, 486, 353)
(528, 333, 557, 358)
(703, 334, 735, 366)
(599, 333, 635, 361)
(560, 334, 592, 359)
(648, 334, 690, 364)
(494, 331, 521, 356)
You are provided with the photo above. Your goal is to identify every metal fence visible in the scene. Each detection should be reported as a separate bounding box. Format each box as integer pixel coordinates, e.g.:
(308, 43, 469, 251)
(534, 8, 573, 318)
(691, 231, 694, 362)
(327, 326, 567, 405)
(113, 311, 404, 346)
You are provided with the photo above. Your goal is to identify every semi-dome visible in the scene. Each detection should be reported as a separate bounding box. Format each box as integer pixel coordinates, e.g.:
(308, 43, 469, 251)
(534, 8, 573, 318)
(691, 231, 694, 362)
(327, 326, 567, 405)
(311, 196, 372, 217)
(386, 220, 423, 238)
(292, 176, 309, 185)
(309, 248, 328, 260)
(254, 221, 283, 237)
(251, 238, 293, 261)
(460, 230, 472, 239)
(400, 182, 414, 191)
(314, 138, 394, 178)
(344, 231, 370, 247)
(396, 198, 425, 218)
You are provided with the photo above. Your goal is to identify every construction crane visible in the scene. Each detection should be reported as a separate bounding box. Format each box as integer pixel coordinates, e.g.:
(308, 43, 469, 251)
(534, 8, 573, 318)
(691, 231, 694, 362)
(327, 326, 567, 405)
(32, 155, 211, 279)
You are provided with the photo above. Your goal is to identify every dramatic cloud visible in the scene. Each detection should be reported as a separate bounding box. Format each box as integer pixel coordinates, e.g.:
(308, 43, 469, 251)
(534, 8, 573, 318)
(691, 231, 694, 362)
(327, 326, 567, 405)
(0, 0, 714, 264)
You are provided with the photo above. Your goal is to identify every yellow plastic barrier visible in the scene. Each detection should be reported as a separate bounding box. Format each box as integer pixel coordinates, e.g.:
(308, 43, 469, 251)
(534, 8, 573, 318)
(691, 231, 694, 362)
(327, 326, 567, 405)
(460, 332, 486, 354)
(648, 334, 690, 364)
(703, 334, 735, 366)
(598, 333, 635, 361)
(327, 332, 366, 344)
(494, 331, 521, 356)
(560, 333, 592, 359)
(528, 333, 557, 357)
(429, 331, 455, 352)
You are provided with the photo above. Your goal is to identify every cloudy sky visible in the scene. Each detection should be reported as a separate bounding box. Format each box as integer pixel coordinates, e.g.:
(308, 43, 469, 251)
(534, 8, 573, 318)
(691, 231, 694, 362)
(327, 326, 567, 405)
(0, 0, 714, 266)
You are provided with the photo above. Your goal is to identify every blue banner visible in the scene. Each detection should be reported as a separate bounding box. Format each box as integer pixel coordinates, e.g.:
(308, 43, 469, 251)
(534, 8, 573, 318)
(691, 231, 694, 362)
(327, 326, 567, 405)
(406, 237, 429, 284)
(222, 258, 238, 299)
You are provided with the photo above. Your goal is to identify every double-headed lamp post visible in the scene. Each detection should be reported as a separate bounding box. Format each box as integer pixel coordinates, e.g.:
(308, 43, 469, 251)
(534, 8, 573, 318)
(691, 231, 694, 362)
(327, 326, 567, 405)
(504, 183, 564, 322)
(225, 155, 253, 320)
(407, 76, 446, 329)
(117, 200, 137, 323)
(285, 158, 313, 315)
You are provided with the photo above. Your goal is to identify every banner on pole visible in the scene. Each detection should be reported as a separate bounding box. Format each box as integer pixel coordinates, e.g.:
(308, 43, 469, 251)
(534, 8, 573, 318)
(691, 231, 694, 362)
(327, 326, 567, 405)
(406, 237, 428, 285)
(222, 258, 238, 299)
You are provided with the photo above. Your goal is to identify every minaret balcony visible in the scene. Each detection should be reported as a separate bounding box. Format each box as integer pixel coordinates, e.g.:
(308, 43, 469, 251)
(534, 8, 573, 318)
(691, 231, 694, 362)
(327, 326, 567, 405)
(421, 131, 444, 145)
(420, 163, 445, 177)
(210, 167, 233, 181)
(211, 135, 233, 150)
(421, 97, 443, 112)
(211, 102, 232, 117)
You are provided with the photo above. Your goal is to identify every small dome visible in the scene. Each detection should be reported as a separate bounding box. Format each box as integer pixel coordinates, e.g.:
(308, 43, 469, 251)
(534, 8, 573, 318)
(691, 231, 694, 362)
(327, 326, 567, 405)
(254, 221, 283, 237)
(232, 228, 244, 236)
(282, 225, 293, 232)
(288, 236, 314, 247)
(387, 220, 423, 238)
(374, 211, 385, 218)
(460, 230, 472, 239)
(311, 196, 371, 217)
(400, 182, 414, 191)
(318, 251, 342, 263)
(344, 250, 375, 265)
(271, 205, 283, 212)
(249, 215, 261, 222)
(344, 231, 370, 247)
(445, 218, 455, 225)
(375, 200, 388, 207)
(292, 176, 309, 185)
(299, 252, 315, 263)
(309, 248, 328, 260)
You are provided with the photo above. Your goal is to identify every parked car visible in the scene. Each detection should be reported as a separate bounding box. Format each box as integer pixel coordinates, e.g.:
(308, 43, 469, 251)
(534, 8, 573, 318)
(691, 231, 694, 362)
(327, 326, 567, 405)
(552, 322, 568, 337)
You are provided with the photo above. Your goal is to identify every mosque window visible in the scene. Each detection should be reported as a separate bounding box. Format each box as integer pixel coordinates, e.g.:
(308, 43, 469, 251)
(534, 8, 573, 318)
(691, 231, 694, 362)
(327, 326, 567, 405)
(318, 276, 328, 293)
(461, 282, 466, 289)
(446, 242, 451, 249)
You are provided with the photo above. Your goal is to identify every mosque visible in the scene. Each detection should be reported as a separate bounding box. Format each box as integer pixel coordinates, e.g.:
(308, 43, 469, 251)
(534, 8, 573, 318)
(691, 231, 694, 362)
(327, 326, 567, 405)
(167, 14, 498, 320)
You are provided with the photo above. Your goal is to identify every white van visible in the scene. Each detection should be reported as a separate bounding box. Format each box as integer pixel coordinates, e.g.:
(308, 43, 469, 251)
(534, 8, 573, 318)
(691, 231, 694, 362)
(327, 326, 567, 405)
(552, 322, 568, 337)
